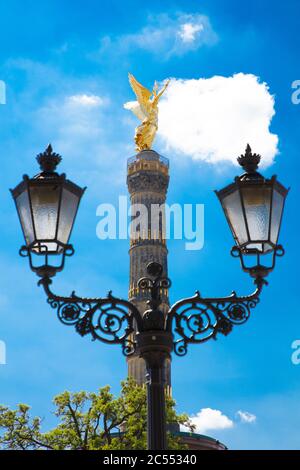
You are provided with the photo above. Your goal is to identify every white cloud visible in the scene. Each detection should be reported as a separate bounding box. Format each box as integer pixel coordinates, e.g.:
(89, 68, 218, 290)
(67, 94, 105, 107)
(98, 13, 217, 59)
(237, 410, 257, 424)
(4, 58, 131, 195)
(179, 23, 204, 43)
(33, 92, 115, 180)
(32, 89, 130, 193)
(36, 93, 106, 142)
(182, 408, 234, 434)
(158, 73, 278, 167)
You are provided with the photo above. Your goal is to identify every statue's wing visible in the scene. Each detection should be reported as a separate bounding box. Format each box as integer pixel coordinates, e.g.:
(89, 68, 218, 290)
(157, 79, 170, 100)
(124, 101, 147, 121)
(128, 73, 152, 114)
(153, 79, 170, 105)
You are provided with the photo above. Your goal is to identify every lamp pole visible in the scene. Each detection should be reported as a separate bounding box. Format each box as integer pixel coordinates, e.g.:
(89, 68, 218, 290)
(11, 144, 288, 450)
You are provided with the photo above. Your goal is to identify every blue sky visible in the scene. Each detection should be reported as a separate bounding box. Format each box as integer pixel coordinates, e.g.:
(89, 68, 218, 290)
(0, 0, 300, 449)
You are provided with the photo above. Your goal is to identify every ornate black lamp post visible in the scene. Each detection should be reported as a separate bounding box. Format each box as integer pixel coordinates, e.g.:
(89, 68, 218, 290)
(11, 144, 288, 450)
(11, 145, 85, 277)
(216, 144, 288, 278)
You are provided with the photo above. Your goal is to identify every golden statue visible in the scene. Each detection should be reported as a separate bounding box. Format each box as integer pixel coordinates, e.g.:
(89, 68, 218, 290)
(124, 73, 170, 152)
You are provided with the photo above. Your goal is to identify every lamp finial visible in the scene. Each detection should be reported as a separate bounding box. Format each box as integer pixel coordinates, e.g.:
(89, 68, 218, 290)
(36, 144, 62, 173)
(237, 144, 261, 173)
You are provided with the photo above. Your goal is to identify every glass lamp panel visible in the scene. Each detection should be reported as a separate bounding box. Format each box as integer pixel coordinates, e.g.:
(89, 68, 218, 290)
(221, 189, 248, 245)
(57, 187, 80, 244)
(246, 242, 263, 251)
(15, 189, 35, 245)
(29, 184, 60, 243)
(270, 188, 285, 245)
(34, 241, 60, 253)
(246, 241, 273, 253)
(241, 186, 271, 249)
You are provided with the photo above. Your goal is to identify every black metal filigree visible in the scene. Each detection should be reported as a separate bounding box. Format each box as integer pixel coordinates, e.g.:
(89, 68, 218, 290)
(19, 243, 75, 278)
(38, 278, 142, 356)
(138, 262, 171, 330)
(231, 244, 285, 278)
(167, 278, 266, 356)
(37, 262, 266, 358)
(138, 262, 171, 308)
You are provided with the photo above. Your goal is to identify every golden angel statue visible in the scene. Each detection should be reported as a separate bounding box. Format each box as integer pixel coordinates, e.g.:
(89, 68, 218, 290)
(124, 73, 170, 152)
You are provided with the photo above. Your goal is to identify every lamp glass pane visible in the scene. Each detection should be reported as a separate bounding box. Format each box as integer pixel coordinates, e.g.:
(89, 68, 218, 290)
(34, 241, 60, 253)
(15, 189, 35, 245)
(221, 190, 248, 245)
(242, 187, 271, 243)
(270, 188, 285, 244)
(29, 184, 60, 242)
(57, 187, 80, 244)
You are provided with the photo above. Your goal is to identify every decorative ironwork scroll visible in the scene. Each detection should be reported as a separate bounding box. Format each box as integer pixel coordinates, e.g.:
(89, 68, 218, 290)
(38, 277, 143, 356)
(167, 278, 266, 356)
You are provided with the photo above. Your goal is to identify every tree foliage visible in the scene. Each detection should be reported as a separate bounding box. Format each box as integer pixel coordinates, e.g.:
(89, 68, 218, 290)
(0, 378, 194, 450)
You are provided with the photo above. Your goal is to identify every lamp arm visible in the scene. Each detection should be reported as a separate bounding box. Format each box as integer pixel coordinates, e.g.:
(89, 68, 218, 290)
(37, 276, 143, 356)
(166, 277, 267, 356)
(192, 275, 266, 305)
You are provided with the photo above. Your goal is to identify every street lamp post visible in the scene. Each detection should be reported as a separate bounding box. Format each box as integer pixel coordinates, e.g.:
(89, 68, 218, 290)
(11, 143, 288, 450)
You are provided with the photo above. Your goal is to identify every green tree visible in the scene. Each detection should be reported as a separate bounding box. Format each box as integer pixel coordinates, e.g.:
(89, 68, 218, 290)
(0, 378, 194, 450)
